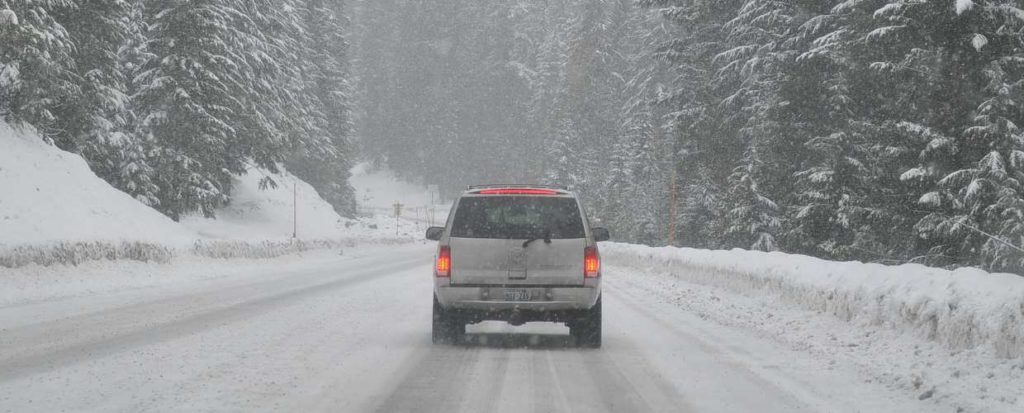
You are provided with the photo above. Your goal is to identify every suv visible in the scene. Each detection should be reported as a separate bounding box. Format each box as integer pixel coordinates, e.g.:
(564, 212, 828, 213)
(425, 185, 610, 347)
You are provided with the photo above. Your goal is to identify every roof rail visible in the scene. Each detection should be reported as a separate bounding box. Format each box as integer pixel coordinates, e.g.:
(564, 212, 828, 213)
(466, 184, 568, 191)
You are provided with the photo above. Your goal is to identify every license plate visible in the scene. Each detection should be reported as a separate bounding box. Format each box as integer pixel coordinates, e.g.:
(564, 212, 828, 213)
(504, 289, 531, 301)
(508, 250, 527, 280)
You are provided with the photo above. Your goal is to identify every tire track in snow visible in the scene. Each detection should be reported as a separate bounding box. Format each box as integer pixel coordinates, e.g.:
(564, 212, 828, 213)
(538, 350, 575, 413)
(373, 322, 692, 412)
(371, 346, 482, 412)
(0, 256, 424, 383)
(608, 277, 847, 412)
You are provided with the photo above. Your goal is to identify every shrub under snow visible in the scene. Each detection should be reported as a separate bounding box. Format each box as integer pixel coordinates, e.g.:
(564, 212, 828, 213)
(0, 242, 173, 268)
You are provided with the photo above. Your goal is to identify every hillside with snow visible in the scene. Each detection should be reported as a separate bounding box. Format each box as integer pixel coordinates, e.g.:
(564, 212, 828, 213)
(180, 168, 354, 241)
(0, 121, 435, 267)
(350, 163, 443, 211)
(0, 121, 195, 248)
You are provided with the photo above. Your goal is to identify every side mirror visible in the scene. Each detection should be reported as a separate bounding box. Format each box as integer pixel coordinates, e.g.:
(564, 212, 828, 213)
(425, 226, 444, 241)
(592, 227, 610, 242)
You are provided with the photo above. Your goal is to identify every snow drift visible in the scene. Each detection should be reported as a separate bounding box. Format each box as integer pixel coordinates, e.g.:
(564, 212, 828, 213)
(603, 243, 1024, 358)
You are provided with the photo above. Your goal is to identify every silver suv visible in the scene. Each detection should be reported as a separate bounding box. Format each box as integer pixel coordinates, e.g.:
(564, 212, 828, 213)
(425, 185, 610, 347)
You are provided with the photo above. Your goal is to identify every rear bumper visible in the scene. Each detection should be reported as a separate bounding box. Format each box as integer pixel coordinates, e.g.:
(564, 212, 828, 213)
(434, 281, 600, 314)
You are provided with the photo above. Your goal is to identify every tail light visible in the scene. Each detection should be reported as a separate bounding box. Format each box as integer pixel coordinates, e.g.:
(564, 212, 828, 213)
(584, 246, 600, 278)
(476, 188, 560, 195)
(435, 246, 451, 278)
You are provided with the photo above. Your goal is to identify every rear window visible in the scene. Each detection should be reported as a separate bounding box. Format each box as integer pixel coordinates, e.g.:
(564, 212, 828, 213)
(450, 196, 585, 239)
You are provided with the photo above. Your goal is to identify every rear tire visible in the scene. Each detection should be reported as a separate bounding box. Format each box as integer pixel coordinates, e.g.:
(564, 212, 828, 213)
(570, 296, 602, 348)
(432, 295, 463, 344)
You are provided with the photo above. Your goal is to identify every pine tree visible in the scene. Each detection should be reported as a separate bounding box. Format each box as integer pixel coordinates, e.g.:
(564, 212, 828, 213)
(50, 1, 132, 181)
(115, 0, 160, 207)
(596, 138, 635, 234)
(879, 0, 1024, 270)
(135, 0, 251, 220)
(678, 168, 726, 249)
(725, 146, 782, 251)
(791, 129, 874, 259)
(716, 0, 808, 251)
(638, 0, 748, 246)
(545, 116, 584, 190)
(930, 56, 1024, 272)
(285, 0, 357, 217)
(616, 6, 676, 245)
(227, 0, 287, 175)
(0, 1, 77, 131)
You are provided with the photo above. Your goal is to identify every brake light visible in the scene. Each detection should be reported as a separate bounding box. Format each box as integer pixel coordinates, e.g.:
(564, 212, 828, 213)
(584, 246, 600, 278)
(477, 188, 560, 195)
(435, 246, 451, 278)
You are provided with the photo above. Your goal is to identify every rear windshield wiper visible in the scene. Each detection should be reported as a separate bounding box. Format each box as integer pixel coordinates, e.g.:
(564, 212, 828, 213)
(522, 229, 552, 248)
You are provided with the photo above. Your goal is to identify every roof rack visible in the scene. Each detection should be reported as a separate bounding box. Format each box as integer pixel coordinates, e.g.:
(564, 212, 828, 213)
(465, 184, 568, 191)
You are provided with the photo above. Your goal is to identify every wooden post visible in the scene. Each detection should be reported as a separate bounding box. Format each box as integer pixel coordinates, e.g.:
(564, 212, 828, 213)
(667, 170, 678, 246)
(293, 182, 297, 239)
(393, 202, 404, 236)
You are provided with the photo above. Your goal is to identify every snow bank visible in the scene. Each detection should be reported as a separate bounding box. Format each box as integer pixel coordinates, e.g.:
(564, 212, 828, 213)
(603, 243, 1024, 358)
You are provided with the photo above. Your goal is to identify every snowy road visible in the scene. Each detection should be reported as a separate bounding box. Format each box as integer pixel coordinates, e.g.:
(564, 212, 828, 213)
(0, 244, 926, 412)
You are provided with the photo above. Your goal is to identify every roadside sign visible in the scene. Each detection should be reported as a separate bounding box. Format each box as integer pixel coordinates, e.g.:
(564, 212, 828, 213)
(393, 202, 404, 235)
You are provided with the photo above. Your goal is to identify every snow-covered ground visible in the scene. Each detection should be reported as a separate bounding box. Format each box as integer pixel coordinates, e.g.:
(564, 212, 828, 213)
(3, 243, 1020, 412)
(350, 162, 443, 211)
(179, 167, 355, 241)
(603, 244, 1024, 357)
(0, 121, 194, 248)
(179, 162, 441, 242)
(602, 246, 1024, 412)
(3, 120, 1023, 411)
(350, 162, 448, 227)
(0, 121, 438, 267)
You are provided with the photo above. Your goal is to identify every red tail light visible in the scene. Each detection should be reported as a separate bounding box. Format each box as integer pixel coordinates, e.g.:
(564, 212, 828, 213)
(584, 246, 600, 278)
(436, 246, 451, 278)
(477, 188, 560, 195)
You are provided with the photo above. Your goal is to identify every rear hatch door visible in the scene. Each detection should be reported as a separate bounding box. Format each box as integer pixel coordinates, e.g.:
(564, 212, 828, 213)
(448, 195, 585, 286)
(521, 238, 585, 284)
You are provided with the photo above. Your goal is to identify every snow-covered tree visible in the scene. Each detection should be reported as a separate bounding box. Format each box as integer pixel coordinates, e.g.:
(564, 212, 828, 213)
(286, 0, 358, 217)
(134, 0, 252, 220)
(918, 56, 1024, 272)
(114, 0, 160, 207)
(725, 146, 782, 251)
(0, 1, 77, 131)
(50, 1, 132, 179)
